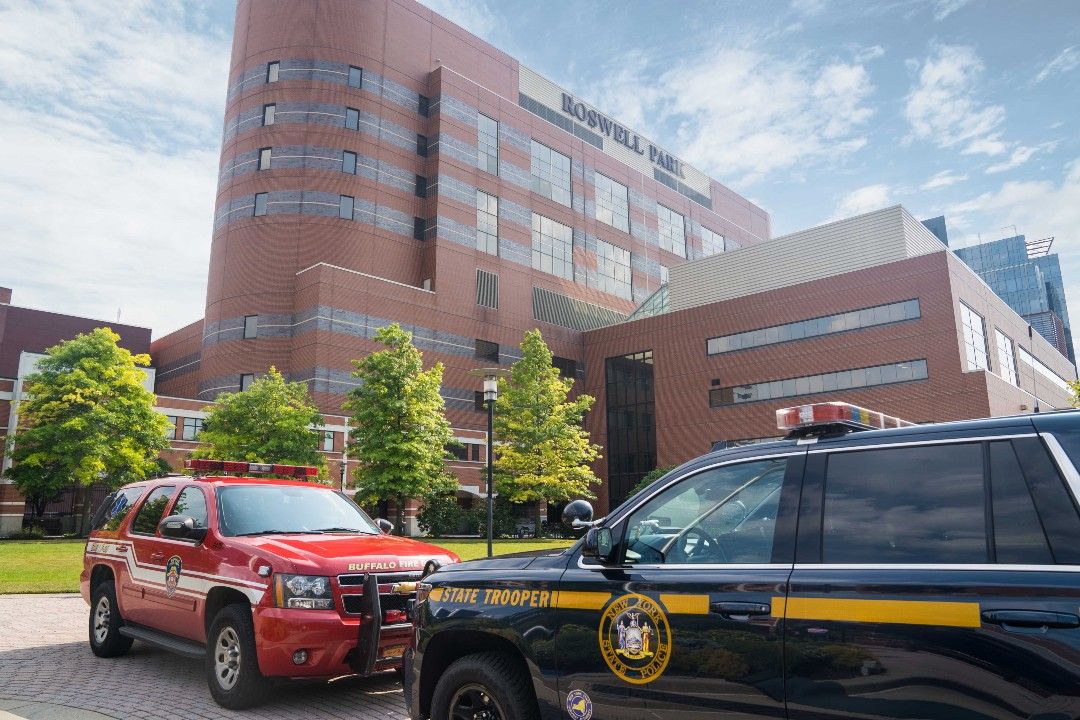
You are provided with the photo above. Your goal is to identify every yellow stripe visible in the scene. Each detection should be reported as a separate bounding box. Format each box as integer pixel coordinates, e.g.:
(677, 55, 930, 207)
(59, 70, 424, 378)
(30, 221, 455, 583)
(775, 596, 981, 628)
(659, 594, 709, 615)
(428, 587, 445, 602)
(553, 590, 611, 610)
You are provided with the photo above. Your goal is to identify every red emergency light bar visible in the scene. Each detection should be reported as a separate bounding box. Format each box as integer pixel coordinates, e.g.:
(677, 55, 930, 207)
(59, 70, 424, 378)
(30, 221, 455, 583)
(776, 401, 914, 435)
(184, 459, 318, 478)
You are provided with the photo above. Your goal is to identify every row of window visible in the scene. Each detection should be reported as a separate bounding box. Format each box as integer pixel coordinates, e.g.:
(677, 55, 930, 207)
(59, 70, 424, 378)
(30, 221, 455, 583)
(260, 102, 430, 158)
(254, 147, 427, 198)
(474, 115, 722, 260)
(266, 61, 428, 116)
(706, 299, 921, 355)
(709, 359, 929, 407)
(166, 414, 337, 451)
(252, 192, 427, 240)
(960, 302, 1071, 392)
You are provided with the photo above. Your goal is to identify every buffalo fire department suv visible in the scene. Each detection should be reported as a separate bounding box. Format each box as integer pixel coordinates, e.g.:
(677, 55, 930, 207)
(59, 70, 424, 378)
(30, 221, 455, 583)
(405, 404, 1080, 720)
(81, 459, 457, 709)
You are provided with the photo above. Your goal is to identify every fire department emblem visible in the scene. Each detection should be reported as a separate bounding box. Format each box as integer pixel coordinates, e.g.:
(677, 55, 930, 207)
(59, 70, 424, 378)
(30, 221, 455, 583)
(164, 556, 182, 597)
(598, 593, 671, 684)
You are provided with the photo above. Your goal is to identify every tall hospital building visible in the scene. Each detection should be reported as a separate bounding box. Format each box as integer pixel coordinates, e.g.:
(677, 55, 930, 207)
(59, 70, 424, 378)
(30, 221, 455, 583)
(4, 0, 1075, 534)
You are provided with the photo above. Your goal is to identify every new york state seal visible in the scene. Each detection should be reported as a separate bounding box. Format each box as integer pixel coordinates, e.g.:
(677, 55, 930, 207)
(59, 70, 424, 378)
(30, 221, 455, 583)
(597, 593, 671, 684)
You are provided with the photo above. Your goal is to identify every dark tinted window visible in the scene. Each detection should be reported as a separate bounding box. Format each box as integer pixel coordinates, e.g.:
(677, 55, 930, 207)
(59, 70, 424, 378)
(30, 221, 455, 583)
(1012, 436, 1080, 564)
(130, 486, 177, 535)
(92, 487, 146, 531)
(413, 216, 425, 240)
(173, 487, 208, 529)
(989, 441, 1053, 563)
(474, 339, 499, 362)
(416, 133, 428, 157)
(418, 94, 429, 117)
(474, 391, 486, 412)
(823, 444, 987, 563)
(415, 174, 426, 198)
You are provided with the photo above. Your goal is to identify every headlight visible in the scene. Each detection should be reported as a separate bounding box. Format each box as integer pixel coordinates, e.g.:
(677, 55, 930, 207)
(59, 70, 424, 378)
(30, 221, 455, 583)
(274, 574, 334, 610)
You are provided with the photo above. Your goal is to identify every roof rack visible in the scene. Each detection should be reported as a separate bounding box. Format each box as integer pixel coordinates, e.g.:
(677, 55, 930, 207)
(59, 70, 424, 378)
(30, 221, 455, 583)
(777, 401, 914, 440)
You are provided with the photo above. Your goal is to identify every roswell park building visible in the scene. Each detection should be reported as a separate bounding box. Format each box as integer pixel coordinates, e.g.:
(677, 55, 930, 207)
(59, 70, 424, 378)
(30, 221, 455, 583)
(2, 0, 1077, 535)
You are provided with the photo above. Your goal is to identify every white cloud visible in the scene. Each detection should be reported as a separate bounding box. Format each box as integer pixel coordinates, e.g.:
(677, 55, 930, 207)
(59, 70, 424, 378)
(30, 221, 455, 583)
(418, 0, 503, 41)
(584, 47, 876, 186)
(904, 44, 1007, 156)
(921, 170, 968, 190)
(1034, 46, 1080, 84)
(985, 143, 1052, 174)
(0, 0, 229, 336)
(790, 0, 827, 16)
(853, 45, 886, 63)
(831, 184, 892, 220)
(933, 0, 972, 21)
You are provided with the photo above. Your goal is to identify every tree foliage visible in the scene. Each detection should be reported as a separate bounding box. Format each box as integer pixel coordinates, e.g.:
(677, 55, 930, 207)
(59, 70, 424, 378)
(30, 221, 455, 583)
(494, 330, 601, 536)
(630, 464, 678, 497)
(191, 367, 327, 478)
(3, 328, 169, 529)
(1069, 379, 1080, 407)
(344, 324, 456, 533)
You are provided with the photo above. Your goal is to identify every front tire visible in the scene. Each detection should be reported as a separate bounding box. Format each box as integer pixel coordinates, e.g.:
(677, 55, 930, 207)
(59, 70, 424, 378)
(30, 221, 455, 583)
(205, 604, 269, 709)
(431, 651, 539, 720)
(88, 581, 133, 658)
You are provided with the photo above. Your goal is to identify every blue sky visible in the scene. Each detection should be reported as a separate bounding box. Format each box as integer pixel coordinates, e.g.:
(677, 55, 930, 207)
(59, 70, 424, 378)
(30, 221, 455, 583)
(1, 0, 1079, 354)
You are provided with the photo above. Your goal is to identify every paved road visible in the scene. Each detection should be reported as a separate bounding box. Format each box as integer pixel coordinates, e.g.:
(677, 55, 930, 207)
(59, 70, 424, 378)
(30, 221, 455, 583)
(0, 594, 407, 720)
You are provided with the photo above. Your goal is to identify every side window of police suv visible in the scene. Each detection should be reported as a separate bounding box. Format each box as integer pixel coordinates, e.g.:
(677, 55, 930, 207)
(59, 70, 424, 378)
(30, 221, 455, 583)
(623, 457, 789, 564)
(92, 487, 147, 532)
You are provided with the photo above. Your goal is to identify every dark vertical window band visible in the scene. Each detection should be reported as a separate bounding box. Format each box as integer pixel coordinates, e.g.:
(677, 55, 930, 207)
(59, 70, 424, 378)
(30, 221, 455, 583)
(345, 107, 359, 130)
(348, 66, 362, 88)
(475, 339, 499, 363)
(253, 193, 268, 216)
(413, 217, 426, 240)
(417, 134, 428, 157)
(262, 103, 275, 126)
(342, 151, 357, 174)
(415, 175, 427, 198)
(605, 350, 656, 507)
(418, 95, 430, 118)
(266, 61, 279, 83)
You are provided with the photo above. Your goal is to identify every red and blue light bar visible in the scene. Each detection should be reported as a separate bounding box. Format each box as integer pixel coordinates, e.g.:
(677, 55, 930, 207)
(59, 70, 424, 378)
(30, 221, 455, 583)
(184, 458, 318, 478)
(776, 401, 914, 433)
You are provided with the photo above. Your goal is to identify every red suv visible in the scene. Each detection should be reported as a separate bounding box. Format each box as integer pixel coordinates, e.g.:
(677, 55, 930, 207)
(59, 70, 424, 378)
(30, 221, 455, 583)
(81, 461, 458, 709)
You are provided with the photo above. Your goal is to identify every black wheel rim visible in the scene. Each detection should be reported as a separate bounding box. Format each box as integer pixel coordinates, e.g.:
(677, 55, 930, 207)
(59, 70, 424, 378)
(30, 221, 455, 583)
(449, 683, 504, 720)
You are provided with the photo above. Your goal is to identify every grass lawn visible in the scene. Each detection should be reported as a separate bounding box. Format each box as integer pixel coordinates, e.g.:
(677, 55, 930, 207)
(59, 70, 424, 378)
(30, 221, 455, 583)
(0, 537, 571, 594)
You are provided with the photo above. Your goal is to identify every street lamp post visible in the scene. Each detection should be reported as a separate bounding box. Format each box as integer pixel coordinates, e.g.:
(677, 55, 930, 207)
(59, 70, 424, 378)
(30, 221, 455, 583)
(469, 368, 508, 558)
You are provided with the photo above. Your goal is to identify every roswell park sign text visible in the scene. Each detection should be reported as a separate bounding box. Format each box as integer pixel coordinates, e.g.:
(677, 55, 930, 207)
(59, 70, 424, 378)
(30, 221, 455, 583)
(561, 93, 686, 179)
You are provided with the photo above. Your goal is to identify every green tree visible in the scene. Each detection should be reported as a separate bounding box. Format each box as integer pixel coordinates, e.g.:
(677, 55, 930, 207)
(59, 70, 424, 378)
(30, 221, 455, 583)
(629, 464, 678, 497)
(345, 323, 456, 534)
(3, 328, 169, 532)
(1069, 379, 1080, 407)
(494, 330, 601, 537)
(191, 367, 327, 478)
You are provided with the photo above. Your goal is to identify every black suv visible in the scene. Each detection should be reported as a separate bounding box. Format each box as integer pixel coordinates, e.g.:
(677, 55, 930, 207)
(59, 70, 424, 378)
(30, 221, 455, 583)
(404, 407, 1080, 720)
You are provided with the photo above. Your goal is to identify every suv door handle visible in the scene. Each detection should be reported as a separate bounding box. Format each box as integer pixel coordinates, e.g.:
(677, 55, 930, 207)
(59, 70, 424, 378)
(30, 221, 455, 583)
(982, 610, 1080, 629)
(150, 552, 166, 562)
(710, 601, 771, 619)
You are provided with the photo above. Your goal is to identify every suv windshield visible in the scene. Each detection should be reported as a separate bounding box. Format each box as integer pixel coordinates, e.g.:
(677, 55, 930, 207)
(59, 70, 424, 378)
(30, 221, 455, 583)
(217, 485, 379, 537)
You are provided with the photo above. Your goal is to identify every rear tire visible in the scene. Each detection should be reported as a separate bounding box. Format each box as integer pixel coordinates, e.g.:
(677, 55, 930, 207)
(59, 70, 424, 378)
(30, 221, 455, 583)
(205, 604, 269, 709)
(431, 651, 539, 720)
(88, 581, 133, 658)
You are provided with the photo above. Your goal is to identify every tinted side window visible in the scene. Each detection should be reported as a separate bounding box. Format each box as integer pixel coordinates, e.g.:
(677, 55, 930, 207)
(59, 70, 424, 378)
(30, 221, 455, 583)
(130, 486, 176, 535)
(623, 457, 789, 564)
(92, 488, 146, 532)
(988, 441, 1053, 564)
(823, 444, 987, 563)
(1012, 436, 1080, 564)
(173, 487, 208, 529)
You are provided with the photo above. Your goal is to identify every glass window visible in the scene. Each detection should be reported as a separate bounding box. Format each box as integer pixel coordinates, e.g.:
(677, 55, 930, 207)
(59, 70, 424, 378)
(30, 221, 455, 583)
(253, 193, 268, 217)
(711, 359, 928, 406)
(266, 61, 279, 83)
(342, 151, 356, 174)
(989, 441, 1053, 563)
(605, 351, 655, 507)
(446, 443, 469, 462)
(130, 486, 177, 535)
(476, 190, 499, 256)
(660, 265, 669, 285)
(182, 417, 202, 441)
(960, 303, 989, 371)
(594, 173, 629, 233)
(474, 391, 486, 412)
(623, 457, 789, 564)
(530, 140, 571, 206)
(339, 195, 354, 220)
(418, 94, 429, 117)
(700, 226, 725, 257)
(531, 213, 573, 280)
(262, 103, 275, 126)
(478, 114, 498, 175)
(995, 330, 1018, 386)
(322, 430, 334, 452)
(216, 485, 379, 537)
(258, 147, 271, 170)
(415, 174, 427, 198)
(164, 415, 177, 440)
(414, 217, 426, 241)
(1017, 346, 1070, 391)
(240, 373, 254, 391)
(475, 339, 499, 363)
(92, 487, 146, 532)
(596, 239, 632, 300)
(417, 134, 428, 157)
(470, 443, 482, 462)
(348, 65, 362, 88)
(822, 444, 987, 563)
(345, 107, 359, 130)
(173, 487, 208, 529)
(243, 315, 257, 339)
(657, 205, 686, 257)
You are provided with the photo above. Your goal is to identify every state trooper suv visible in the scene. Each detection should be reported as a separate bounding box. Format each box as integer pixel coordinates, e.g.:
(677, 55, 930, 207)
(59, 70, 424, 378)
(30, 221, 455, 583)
(404, 403, 1080, 720)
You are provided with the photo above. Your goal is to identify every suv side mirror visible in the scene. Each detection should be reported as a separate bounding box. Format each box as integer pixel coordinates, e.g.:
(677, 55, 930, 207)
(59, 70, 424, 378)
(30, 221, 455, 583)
(376, 518, 394, 534)
(582, 527, 617, 563)
(159, 514, 208, 544)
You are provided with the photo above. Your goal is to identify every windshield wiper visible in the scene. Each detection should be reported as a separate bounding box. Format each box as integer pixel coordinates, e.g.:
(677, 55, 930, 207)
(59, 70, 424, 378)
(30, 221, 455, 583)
(233, 529, 322, 537)
(311, 527, 371, 534)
